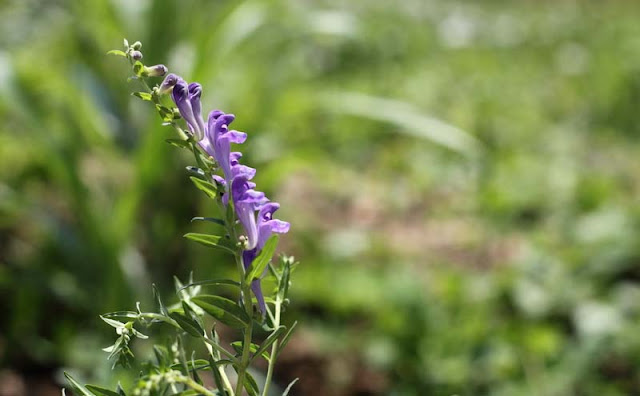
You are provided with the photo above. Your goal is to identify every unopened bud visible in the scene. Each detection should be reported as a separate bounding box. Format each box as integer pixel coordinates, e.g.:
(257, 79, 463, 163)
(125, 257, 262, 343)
(158, 73, 179, 94)
(130, 50, 143, 61)
(132, 41, 142, 50)
(145, 64, 168, 77)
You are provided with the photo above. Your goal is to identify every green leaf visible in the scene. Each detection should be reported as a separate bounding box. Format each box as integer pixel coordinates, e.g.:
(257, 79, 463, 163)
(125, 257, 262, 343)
(230, 341, 265, 358)
(170, 359, 211, 372)
(107, 50, 127, 57)
(153, 345, 170, 368)
(276, 321, 297, 358)
(165, 138, 190, 149)
(278, 258, 292, 300)
(282, 378, 299, 396)
(184, 233, 235, 255)
(85, 385, 120, 396)
(63, 373, 93, 396)
(246, 235, 279, 282)
(190, 177, 218, 199)
(116, 383, 127, 396)
(152, 284, 169, 316)
(191, 217, 225, 226)
(101, 311, 138, 320)
(186, 166, 205, 177)
(100, 316, 124, 329)
(169, 312, 204, 338)
(191, 295, 249, 329)
(131, 92, 152, 101)
(244, 372, 260, 396)
(132, 61, 145, 77)
(178, 279, 240, 292)
(155, 104, 174, 122)
(252, 326, 286, 362)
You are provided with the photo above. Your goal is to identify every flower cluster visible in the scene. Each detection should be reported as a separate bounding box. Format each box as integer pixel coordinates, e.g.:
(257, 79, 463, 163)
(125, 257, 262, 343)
(162, 73, 290, 313)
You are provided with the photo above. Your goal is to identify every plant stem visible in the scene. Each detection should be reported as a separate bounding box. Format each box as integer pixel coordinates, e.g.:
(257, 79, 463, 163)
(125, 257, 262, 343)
(176, 376, 218, 396)
(203, 333, 235, 396)
(202, 337, 240, 363)
(234, 280, 254, 396)
(261, 300, 281, 396)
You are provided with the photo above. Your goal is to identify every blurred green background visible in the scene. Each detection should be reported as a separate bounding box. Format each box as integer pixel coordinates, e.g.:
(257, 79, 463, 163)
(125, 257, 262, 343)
(1, 0, 640, 395)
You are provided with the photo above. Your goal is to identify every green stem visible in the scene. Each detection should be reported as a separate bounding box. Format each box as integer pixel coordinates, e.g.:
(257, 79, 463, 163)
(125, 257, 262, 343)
(235, 280, 254, 396)
(203, 332, 235, 396)
(261, 300, 281, 396)
(202, 337, 240, 363)
(176, 376, 218, 396)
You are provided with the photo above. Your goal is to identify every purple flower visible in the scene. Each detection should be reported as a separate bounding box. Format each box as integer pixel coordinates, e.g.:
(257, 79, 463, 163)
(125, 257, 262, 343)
(145, 64, 168, 77)
(231, 175, 268, 250)
(165, 73, 290, 313)
(171, 78, 205, 140)
(240, 202, 290, 313)
(204, 111, 249, 186)
(159, 73, 179, 94)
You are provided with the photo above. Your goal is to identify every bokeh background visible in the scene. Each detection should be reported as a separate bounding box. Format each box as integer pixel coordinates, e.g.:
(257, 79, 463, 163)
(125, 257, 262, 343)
(1, 0, 640, 395)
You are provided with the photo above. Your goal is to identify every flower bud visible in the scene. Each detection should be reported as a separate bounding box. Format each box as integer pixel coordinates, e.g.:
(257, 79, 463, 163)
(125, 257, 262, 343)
(144, 64, 168, 77)
(130, 50, 143, 61)
(132, 41, 142, 50)
(158, 73, 179, 94)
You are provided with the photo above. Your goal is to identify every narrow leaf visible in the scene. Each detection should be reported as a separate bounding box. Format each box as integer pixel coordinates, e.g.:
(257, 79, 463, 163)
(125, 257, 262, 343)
(191, 217, 225, 226)
(166, 138, 190, 149)
(178, 279, 240, 292)
(230, 341, 265, 358)
(169, 312, 204, 338)
(152, 284, 169, 316)
(186, 166, 205, 177)
(276, 321, 297, 358)
(170, 359, 211, 372)
(252, 326, 286, 362)
(189, 177, 217, 199)
(107, 50, 127, 57)
(100, 316, 124, 329)
(63, 373, 93, 396)
(282, 378, 299, 396)
(191, 295, 249, 329)
(246, 235, 279, 282)
(184, 233, 235, 255)
(85, 385, 120, 396)
(132, 92, 152, 101)
(101, 311, 138, 320)
(244, 372, 259, 396)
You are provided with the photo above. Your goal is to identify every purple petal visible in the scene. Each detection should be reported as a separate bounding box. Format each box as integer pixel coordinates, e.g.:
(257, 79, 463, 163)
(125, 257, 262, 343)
(251, 279, 267, 314)
(231, 164, 256, 180)
(188, 83, 206, 139)
(159, 73, 179, 94)
(227, 130, 247, 144)
(171, 79, 202, 139)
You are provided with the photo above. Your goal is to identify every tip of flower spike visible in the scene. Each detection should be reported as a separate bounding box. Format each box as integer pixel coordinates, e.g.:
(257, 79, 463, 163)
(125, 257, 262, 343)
(130, 50, 143, 61)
